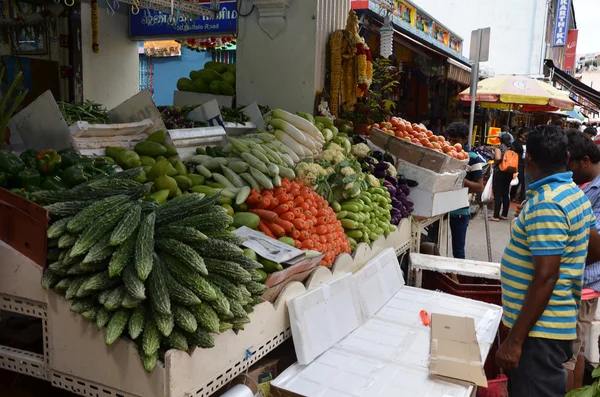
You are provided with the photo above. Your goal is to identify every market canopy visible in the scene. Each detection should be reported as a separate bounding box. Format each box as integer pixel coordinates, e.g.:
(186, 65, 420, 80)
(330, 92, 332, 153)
(459, 75, 575, 111)
(544, 59, 600, 110)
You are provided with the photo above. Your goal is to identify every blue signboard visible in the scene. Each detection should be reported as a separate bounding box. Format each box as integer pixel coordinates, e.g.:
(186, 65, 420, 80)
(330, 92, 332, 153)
(130, 1, 237, 39)
(552, 0, 571, 46)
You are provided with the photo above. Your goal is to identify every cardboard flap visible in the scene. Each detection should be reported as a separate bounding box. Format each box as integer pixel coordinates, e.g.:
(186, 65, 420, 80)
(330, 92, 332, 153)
(429, 313, 488, 388)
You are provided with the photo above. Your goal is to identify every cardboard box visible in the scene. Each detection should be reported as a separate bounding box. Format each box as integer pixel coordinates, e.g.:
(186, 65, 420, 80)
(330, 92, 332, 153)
(409, 187, 469, 218)
(370, 128, 467, 173)
(229, 358, 279, 396)
(429, 313, 488, 388)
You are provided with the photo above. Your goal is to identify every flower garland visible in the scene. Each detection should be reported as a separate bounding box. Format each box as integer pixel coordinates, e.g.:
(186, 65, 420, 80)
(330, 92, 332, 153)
(91, 0, 98, 53)
(178, 36, 236, 52)
(355, 38, 373, 97)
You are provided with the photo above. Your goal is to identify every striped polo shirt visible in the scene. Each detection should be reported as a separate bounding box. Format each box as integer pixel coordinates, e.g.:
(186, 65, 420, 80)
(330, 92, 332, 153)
(501, 172, 597, 340)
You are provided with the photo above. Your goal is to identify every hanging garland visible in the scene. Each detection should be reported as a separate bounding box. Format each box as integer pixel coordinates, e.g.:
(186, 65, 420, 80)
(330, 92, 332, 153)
(91, 0, 99, 53)
(177, 36, 236, 52)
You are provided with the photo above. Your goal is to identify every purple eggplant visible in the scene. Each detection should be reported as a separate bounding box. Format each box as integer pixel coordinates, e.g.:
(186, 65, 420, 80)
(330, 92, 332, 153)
(399, 185, 410, 195)
(374, 162, 390, 171)
(386, 185, 397, 196)
(384, 175, 398, 186)
(404, 197, 414, 207)
(373, 169, 386, 178)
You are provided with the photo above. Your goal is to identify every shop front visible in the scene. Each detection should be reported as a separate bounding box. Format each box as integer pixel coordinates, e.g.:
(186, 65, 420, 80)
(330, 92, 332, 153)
(351, 0, 471, 126)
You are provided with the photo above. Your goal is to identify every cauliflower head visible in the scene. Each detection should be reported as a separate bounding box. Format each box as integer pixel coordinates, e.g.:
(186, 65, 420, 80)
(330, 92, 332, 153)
(351, 143, 370, 159)
(384, 162, 397, 177)
(296, 162, 327, 187)
(341, 166, 355, 177)
(321, 149, 345, 165)
(367, 174, 380, 187)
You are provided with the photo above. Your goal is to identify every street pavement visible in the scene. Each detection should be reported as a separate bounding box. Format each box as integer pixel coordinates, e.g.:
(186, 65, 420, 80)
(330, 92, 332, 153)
(457, 203, 518, 263)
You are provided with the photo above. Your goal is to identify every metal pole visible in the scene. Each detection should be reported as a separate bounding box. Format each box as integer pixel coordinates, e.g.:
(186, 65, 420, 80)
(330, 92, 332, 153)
(468, 29, 482, 148)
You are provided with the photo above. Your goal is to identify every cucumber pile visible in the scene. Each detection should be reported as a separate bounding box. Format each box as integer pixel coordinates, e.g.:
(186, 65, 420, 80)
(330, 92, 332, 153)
(39, 168, 267, 372)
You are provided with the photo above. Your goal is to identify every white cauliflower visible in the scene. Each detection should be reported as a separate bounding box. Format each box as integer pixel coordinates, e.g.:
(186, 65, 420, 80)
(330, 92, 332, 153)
(341, 166, 355, 177)
(345, 182, 355, 191)
(384, 162, 397, 177)
(325, 167, 335, 175)
(367, 174, 380, 187)
(295, 162, 327, 187)
(321, 148, 345, 165)
(351, 143, 370, 159)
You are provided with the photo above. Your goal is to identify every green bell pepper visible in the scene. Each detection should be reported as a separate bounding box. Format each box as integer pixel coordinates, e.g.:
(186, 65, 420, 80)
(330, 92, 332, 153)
(99, 163, 122, 175)
(0, 152, 25, 176)
(58, 148, 81, 168)
(19, 149, 38, 169)
(36, 149, 62, 175)
(61, 165, 90, 188)
(42, 175, 67, 191)
(17, 168, 42, 190)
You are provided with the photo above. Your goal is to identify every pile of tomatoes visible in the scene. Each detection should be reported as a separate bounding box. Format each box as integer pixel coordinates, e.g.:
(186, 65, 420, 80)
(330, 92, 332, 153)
(370, 117, 469, 160)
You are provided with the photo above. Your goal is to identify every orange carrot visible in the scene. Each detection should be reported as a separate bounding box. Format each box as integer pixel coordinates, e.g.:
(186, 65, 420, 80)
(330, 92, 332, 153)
(273, 204, 289, 215)
(280, 212, 295, 221)
(316, 225, 328, 235)
(249, 209, 279, 222)
(258, 220, 276, 238)
(274, 218, 295, 233)
(294, 196, 305, 206)
(291, 229, 301, 239)
(265, 221, 286, 237)
(246, 195, 262, 206)
(292, 219, 307, 230)
(294, 239, 302, 249)
(256, 197, 271, 209)
(301, 239, 315, 249)
(267, 197, 279, 210)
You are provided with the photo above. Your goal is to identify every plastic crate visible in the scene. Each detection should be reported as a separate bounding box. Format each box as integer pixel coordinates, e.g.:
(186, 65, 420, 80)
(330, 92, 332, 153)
(0, 188, 49, 267)
(422, 270, 502, 306)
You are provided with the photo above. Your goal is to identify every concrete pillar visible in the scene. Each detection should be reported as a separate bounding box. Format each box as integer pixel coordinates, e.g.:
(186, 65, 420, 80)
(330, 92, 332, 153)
(236, 0, 350, 113)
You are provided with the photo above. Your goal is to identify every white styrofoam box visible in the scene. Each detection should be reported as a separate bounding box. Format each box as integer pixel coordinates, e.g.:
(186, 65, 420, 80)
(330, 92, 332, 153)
(409, 253, 501, 281)
(168, 126, 227, 160)
(272, 346, 474, 397)
(374, 287, 502, 360)
(396, 159, 466, 193)
(288, 273, 363, 365)
(69, 119, 154, 137)
(173, 91, 233, 108)
(585, 320, 600, 364)
(409, 187, 469, 218)
(223, 121, 257, 136)
(353, 248, 404, 319)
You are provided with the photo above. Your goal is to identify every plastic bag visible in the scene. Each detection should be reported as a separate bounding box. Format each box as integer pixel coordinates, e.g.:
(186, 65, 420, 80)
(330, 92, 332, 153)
(511, 172, 519, 187)
(482, 168, 494, 202)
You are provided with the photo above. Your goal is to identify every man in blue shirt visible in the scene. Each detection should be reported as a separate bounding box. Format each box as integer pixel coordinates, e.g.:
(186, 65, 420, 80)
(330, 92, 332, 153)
(446, 122, 485, 259)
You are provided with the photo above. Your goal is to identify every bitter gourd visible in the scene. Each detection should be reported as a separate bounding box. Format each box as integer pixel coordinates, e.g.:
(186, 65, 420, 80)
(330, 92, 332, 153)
(166, 330, 188, 351)
(171, 211, 233, 232)
(187, 328, 215, 349)
(204, 258, 251, 283)
(142, 318, 161, 355)
(105, 310, 129, 345)
(96, 307, 111, 328)
(109, 233, 136, 278)
(123, 264, 146, 300)
(67, 195, 129, 234)
(154, 310, 174, 337)
(191, 239, 243, 260)
(165, 270, 201, 306)
(110, 204, 142, 246)
(135, 212, 156, 281)
(155, 193, 218, 226)
(148, 255, 171, 315)
(83, 234, 115, 264)
(155, 238, 207, 275)
(189, 302, 220, 333)
(58, 233, 78, 249)
(173, 305, 198, 333)
(47, 217, 72, 239)
(160, 252, 217, 302)
(128, 306, 145, 340)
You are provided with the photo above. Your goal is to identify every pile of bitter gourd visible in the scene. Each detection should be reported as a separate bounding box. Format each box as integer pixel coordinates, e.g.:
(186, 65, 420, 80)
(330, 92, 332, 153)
(39, 168, 267, 372)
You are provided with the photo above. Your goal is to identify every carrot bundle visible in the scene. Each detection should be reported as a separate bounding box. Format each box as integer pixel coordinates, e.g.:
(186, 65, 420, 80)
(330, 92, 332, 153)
(246, 178, 351, 267)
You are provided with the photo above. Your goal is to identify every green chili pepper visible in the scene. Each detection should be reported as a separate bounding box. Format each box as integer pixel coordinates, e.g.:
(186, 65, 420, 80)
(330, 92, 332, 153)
(19, 149, 38, 169)
(17, 168, 42, 189)
(36, 149, 62, 176)
(0, 152, 25, 176)
(41, 175, 67, 191)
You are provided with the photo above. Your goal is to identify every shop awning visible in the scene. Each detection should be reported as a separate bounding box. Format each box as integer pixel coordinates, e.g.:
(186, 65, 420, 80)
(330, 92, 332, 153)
(447, 58, 471, 85)
(544, 59, 600, 109)
(354, 2, 470, 68)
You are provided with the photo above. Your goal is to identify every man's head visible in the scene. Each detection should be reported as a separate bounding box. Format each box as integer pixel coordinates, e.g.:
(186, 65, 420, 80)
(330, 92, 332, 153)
(516, 127, 528, 142)
(566, 129, 600, 185)
(500, 133, 512, 147)
(447, 122, 469, 146)
(502, 125, 510, 132)
(584, 126, 597, 139)
(526, 125, 569, 182)
(553, 119, 565, 128)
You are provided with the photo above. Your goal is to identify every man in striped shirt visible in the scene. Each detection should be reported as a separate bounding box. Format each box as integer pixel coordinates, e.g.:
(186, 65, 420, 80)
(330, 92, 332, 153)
(496, 125, 597, 396)
(564, 130, 600, 390)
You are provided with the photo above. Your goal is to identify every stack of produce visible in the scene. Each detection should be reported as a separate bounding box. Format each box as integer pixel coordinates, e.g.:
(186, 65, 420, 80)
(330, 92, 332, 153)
(372, 117, 468, 160)
(1, 148, 119, 200)
(221, 106, 251, 124)
(58, 100, 109, 125)
(39, 168, 267, 372)
(157, 105, 207, 130)
(269, 110, 324, 158)
(187, 134, 297, 208)
(244, 179, 350, 267)
(382, 175, 415, 225)
(177, 61, 236, 97)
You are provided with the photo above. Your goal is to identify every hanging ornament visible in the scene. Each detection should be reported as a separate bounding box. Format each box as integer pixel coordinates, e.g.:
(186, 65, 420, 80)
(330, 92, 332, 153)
(91, 0, 99, 53)
(380, 16, 393, 58)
